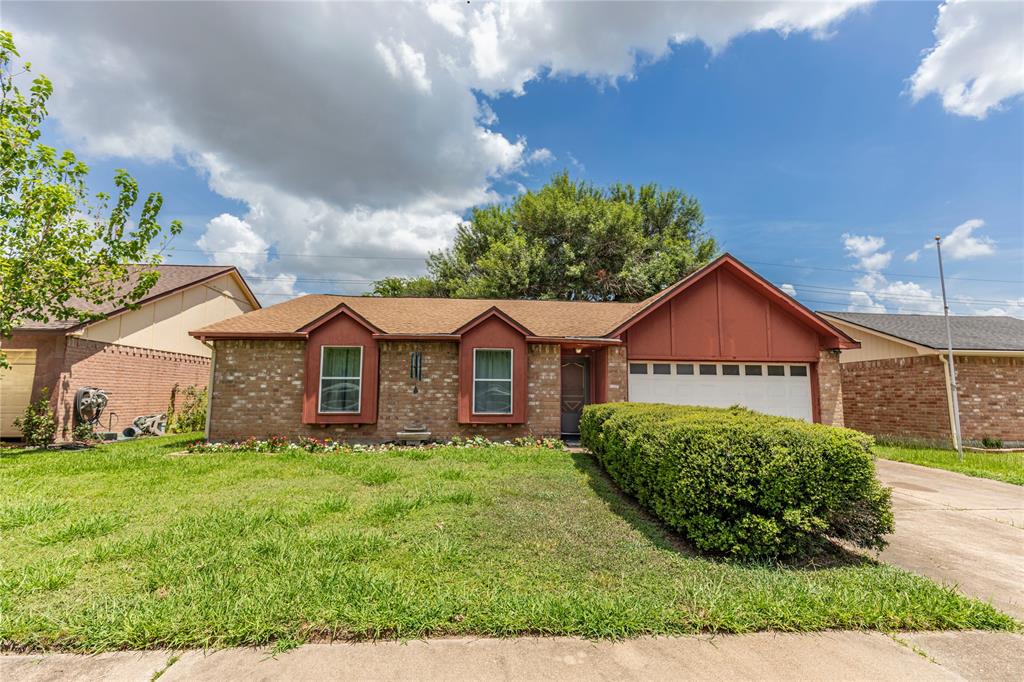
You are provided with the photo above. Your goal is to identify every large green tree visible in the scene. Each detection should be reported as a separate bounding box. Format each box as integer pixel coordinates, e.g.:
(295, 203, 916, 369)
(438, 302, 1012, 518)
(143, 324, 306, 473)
(0, 31, 181, 366)
(371, 172, 716, 301)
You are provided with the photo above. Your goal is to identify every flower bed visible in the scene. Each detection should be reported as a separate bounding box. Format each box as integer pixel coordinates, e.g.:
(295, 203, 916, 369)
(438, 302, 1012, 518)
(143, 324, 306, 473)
(187, 434, 566, 454)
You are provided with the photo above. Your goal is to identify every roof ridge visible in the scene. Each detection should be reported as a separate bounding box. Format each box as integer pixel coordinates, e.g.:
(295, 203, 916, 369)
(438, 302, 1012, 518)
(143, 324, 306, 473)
(310, 294, 641, 305)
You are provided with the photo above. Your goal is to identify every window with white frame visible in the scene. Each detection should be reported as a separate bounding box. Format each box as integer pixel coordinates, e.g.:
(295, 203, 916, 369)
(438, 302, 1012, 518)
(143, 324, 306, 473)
(319, 346, 362, 413)
(473, 348, 512, 414)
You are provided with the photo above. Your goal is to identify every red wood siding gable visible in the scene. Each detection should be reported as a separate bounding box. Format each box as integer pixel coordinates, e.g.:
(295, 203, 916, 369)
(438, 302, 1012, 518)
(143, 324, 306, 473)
(620, 256, 854, 361)
(302, 306, 380, 425)
(457, 313, 528, 424)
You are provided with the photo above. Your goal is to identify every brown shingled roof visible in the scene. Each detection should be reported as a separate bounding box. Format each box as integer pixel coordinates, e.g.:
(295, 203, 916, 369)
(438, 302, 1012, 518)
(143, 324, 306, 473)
(16, 264, 257, 331)
(193, 294, 642, 339)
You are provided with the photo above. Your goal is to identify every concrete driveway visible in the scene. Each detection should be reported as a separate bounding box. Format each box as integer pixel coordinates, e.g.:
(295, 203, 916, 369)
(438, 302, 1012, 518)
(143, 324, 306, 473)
(874, 459, 1024, 620)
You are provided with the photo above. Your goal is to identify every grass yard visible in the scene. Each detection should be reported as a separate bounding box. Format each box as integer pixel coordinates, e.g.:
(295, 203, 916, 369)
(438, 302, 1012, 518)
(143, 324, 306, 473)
(875, 444, 1024, 486)
(1, 435, 1015, 652)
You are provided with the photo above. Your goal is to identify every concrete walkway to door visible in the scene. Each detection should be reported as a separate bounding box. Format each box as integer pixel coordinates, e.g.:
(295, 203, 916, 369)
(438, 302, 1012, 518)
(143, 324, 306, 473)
(874, 459, 1024, 620)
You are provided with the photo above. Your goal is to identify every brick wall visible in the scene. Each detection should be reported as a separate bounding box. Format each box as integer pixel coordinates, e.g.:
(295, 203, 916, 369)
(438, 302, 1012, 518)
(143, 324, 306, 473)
(208, 339, 562, 442)
(58, 337, 210, 438)
(527, 344, 561, 435)
(841, 355, 952, 444)
(841, 354, 1024, 445)
(816, 350, 844, 427)
(955, 355, 1024, 443)
(606, 346, 628, 402)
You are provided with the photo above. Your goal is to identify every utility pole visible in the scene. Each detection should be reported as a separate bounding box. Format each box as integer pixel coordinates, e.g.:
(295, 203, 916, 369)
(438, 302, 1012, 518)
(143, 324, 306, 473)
(935, 235, 964, 461)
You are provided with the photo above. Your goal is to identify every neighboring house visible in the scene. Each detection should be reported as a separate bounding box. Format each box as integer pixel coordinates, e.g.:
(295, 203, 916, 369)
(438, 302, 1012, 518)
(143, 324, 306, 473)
(819, 311, 1024, 446)
(0, 265, 259, 439)
(191, 255, 857, 443)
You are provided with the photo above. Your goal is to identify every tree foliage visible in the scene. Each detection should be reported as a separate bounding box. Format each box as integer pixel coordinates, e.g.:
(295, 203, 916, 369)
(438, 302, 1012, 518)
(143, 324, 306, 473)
(0, 30, 181, 365)
(373, 172, 716, 301)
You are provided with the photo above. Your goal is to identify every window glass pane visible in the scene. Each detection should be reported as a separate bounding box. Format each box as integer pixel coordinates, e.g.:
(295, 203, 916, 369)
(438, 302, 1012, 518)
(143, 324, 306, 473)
(475, 349, 512, 380)
(474, 381, 512, 413)
(322, 347, 361, 377)
(320, 378, 360, 412)
(653, 363, 671, 375)
(789, 365, 808, 377)
(699, 364, 717, 376)
(676, 363, 694, 375)
(767, 365, 785, 376)
(722, 364, 740, 376)
(744, 365, 762, 376)
(629, 363, 648, 375)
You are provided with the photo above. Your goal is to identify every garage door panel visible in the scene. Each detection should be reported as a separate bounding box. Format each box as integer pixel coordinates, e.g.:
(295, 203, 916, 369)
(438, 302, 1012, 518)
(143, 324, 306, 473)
(628, 361, 812, 422)
(0, 349, 37, 437)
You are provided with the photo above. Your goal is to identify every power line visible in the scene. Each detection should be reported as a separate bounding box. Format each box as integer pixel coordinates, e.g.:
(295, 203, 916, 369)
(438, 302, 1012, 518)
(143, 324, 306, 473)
(168, 247, 425, 261)
(247, 291, 1013, 315)
(742, 258, 1022, 285)
(167, 246, 1024, 285)
(244, 274, 1017, 307)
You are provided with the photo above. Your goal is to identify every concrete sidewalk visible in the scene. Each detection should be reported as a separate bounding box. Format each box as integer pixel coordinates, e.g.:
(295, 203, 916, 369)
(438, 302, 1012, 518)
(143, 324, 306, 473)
(4, 631, 1023, 682)
(874, 459, 1024, 620)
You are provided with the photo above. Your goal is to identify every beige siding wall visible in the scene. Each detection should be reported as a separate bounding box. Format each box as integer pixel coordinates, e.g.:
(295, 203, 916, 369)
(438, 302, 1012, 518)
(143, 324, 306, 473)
(828, 320, 930, 364)
(75, 274, 255, 357)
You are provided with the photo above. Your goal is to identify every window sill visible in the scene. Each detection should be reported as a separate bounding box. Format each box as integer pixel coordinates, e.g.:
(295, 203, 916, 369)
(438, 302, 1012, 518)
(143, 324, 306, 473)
(304, 413, 376, 425)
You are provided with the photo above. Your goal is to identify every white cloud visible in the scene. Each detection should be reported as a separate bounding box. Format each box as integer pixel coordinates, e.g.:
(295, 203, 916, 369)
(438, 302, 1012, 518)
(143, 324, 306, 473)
(842, 233, 893, 272)
(847, 291, 886, 313)
(6, 1, 868, 291)
(874, 281, 944, 314)
(974, 297, 1024, 317)
(196, 214, 269, 274)
(841, 232, 947, 314)
(906, 218, 996, 265)
(942, 218, 996, 260)
(780, 283, 797, 297)
(527, 147, 555, 164)
(910, 0, 1024, 119)
(854, 271, 886, 292)
(376, 40, 433, 93)
(459, 1, 869, 95)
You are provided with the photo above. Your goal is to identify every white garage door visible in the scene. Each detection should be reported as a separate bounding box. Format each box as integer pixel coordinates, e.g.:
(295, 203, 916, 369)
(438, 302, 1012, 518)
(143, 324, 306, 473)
(627, 361, 813, 421)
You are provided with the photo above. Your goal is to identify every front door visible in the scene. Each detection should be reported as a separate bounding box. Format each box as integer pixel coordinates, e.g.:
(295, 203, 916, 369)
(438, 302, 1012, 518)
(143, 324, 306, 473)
(560, 358, 589, 436)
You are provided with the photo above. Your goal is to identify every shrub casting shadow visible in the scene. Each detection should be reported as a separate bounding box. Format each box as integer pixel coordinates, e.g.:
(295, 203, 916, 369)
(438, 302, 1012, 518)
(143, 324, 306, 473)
(569, 450, 874, 571)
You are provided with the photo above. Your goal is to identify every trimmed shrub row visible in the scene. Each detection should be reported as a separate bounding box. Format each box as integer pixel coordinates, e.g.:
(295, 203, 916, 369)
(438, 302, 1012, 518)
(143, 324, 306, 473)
(581, 403, 893, 559)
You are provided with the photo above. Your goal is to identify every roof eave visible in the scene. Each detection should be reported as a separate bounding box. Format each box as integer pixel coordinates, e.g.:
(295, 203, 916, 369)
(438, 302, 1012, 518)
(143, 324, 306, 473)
(189, 331, 308, 341)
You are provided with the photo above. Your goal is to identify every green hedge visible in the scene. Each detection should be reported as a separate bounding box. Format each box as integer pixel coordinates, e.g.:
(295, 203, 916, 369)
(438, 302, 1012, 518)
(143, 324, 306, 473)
(580, 403, 893, 559)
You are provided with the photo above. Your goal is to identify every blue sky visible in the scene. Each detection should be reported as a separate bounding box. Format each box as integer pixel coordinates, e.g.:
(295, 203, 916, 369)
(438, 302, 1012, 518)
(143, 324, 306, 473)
(12, 1, 1024, 315)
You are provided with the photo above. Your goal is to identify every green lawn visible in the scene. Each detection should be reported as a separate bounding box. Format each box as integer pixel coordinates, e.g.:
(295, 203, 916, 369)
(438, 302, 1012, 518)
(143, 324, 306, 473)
(0, 435, 1015, 652)
(875, 444, 1024, 486)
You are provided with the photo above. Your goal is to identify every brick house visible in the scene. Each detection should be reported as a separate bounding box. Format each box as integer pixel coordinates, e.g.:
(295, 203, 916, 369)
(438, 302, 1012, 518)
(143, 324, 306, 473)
(0, 265, 259, 439)
(819, 311, 1024, 446)
(192, 255, 858, 443)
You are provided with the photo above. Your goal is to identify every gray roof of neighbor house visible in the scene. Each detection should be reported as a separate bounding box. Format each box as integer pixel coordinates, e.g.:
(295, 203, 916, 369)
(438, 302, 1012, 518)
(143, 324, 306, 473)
(15, 264, 258, 331)
(819, 311, 1024, 351)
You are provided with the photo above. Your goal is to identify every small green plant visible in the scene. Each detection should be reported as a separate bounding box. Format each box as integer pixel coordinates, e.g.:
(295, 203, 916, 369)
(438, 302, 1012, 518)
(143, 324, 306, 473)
(13, 388, 57, 447)
(72, 421, 98, 442)
(167, 385, 207, 433)
(982, 436, 1003, 449)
